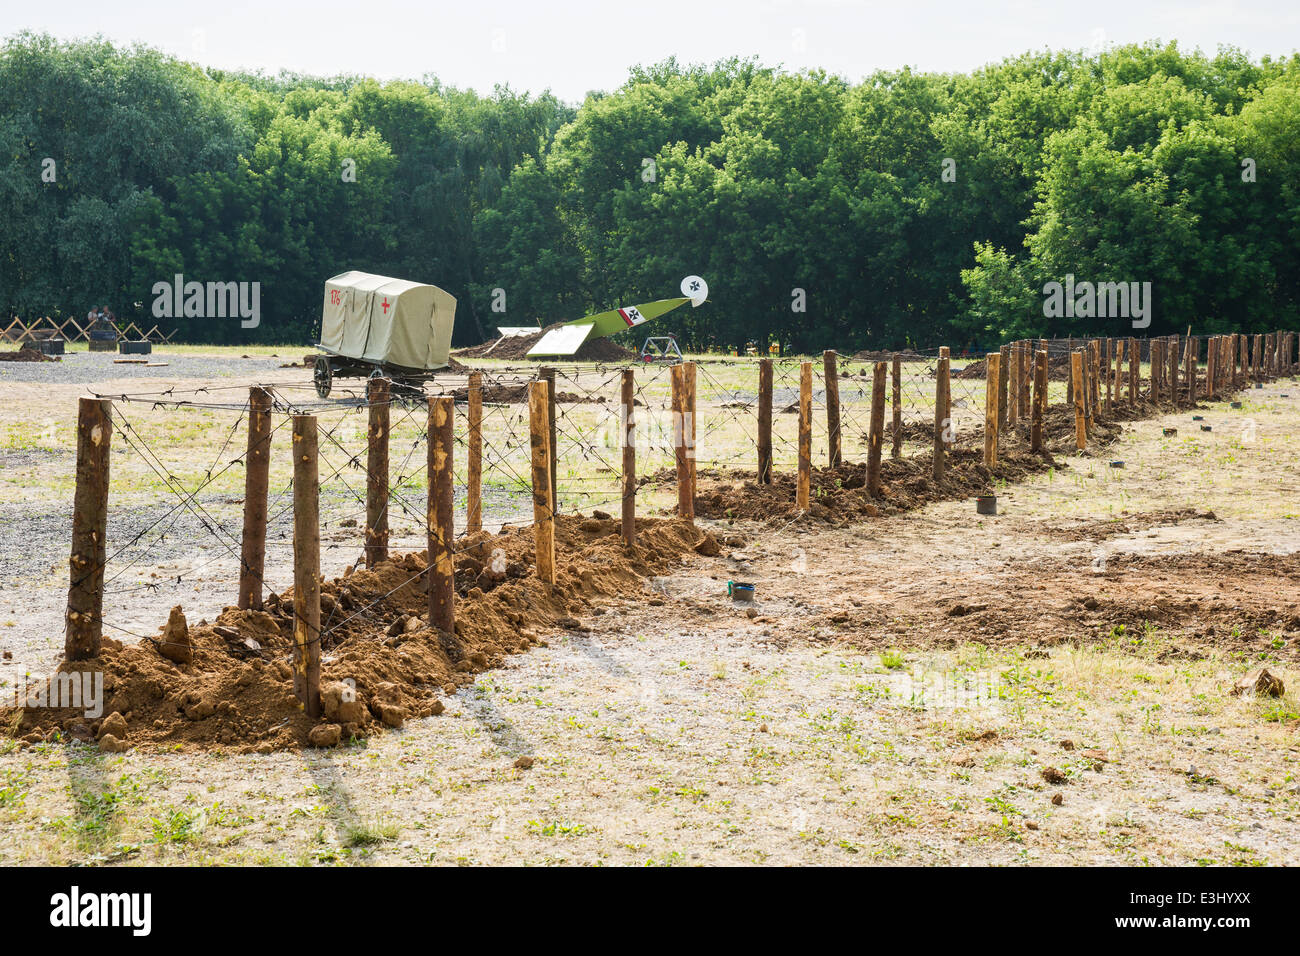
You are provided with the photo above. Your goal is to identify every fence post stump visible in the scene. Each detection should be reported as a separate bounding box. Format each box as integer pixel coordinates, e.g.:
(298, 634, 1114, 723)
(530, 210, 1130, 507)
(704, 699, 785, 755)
(868, 361, 886, 497)
(528, 382, 556, 586)
(757, 358, 773, 483)
(365, 377, 390, 568)
(466, 370, 483, 534)
(1031, 349, 1047, 452)
(1071, 353, 1087, 450)
(621, 368, 636, 548)
(291, 415, 322, 720)
(66, 397, 112, 661)
(891, 353, 903, 459)
(238, 386, 272, 609)
(933, 352, 950, 483)
(823, 350, 841, 468)
(797, 361, 812, 510)
(984, 352, 1000, 467)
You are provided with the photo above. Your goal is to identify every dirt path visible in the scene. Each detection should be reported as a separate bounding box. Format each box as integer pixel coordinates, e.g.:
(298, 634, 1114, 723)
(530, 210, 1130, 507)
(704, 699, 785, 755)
(0, 375, 1297, 865)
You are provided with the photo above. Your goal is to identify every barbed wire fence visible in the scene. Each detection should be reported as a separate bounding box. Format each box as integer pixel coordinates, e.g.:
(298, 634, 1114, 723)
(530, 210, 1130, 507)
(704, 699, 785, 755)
(52, 329, 1296, 709)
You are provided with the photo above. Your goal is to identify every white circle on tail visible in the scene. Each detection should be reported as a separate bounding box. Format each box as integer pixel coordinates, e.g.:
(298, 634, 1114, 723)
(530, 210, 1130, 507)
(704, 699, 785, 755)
(681, 275, 708, 307)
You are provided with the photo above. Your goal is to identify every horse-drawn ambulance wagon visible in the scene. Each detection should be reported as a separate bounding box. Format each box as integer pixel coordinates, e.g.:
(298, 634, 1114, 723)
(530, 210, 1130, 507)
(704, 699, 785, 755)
(312, 271, 457, 399)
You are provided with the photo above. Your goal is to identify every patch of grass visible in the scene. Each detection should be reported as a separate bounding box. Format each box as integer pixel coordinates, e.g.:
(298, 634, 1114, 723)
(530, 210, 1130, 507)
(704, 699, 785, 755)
(149, 807, 203, 845)
(342, 817, 400, 847)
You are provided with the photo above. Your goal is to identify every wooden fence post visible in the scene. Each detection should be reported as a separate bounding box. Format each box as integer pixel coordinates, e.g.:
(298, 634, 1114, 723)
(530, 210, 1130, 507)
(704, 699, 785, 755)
(797, 361, 812, 510)
(757, 358, 773, 483)
(238, 386, 272, 609)
(528, 382, 556, 586)
(1031, 349, 1047, 453)
(1103, 339, 1113, 412)
(365, 377, 390, 568)
(1071, 352, 1086, 450)
(621, 368, 636, 547)
(672, 364, 693, 521)
(1128, 337, 1138, 404)
(1169, 335, 1179, 400)
(891, 353, 903, 459)
(66, 397, 112, 660)
(1066, 338, 1075, 407)
(466, 370, 483, 534)
(823, 350, 841, 468)
(1207, 336, 1218, 395)
(998, 343, 1010, 432)
(984, 352, 1000, 467)
(541, 367, 558, 513)
(939, 346, 952, 425)
(933, 352, 950, 483)
(1188, 336, 1199, 399)
(684, 361, 697, 501)
(868, 361, 886, 497)
(291, 415, 322, 720)
(1008, 342, 1020, 427)
(1086, 340, 1098, 421)
(1112, 339, 1123, 411)
(427, 396, 455, 634)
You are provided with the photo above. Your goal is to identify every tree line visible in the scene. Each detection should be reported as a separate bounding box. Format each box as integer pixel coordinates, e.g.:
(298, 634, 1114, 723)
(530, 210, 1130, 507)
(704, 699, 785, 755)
(2, 32, 1297, 350)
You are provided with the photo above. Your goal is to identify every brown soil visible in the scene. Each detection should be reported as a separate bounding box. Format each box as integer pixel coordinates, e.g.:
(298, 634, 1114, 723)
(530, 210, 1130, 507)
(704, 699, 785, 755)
(955, 353, 1073, 380)
(821, 549, 1300, 659)
(0, 348, 56, 363)
(1, 515, 709, 753)
(689, 448, 1055, 525)
(456, 323, 635, 362)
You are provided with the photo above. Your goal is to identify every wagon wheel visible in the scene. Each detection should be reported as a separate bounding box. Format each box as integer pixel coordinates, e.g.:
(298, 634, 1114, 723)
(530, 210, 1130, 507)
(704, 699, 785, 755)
(314, 356, 333, 399)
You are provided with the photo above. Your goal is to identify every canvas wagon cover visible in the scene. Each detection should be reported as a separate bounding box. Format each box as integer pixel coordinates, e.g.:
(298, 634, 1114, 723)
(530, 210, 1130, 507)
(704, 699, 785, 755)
(320, 271, 456, 370)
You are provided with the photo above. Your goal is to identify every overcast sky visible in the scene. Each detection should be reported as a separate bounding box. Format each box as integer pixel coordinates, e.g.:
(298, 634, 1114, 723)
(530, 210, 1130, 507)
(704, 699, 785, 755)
(4, 0, 1297, 102)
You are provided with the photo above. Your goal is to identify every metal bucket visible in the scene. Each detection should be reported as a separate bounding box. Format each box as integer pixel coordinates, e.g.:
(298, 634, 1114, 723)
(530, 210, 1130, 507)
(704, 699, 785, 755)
(727, 581, 755, 603)
(976, 495, 997, 516)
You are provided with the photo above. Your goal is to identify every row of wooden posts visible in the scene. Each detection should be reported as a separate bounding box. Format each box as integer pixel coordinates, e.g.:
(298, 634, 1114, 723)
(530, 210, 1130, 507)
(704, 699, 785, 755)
(63, 333, 1296, 716)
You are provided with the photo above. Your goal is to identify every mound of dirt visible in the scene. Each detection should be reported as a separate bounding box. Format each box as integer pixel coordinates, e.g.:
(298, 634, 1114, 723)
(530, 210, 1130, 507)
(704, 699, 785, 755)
(681, 447, 1059, 525)
(456, 323, 634, 363)
(0, 347, 56, 363)
(2, 515, 710, 753)
(955, 353, 1073, 381)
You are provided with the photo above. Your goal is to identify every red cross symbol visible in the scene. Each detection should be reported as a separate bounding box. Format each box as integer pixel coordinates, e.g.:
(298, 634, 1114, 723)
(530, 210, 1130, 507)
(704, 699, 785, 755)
(381, 298, 390, 314)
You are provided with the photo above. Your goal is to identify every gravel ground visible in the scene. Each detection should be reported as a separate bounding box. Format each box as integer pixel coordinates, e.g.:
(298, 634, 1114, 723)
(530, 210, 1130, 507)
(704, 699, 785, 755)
(0, 351, 290, 387)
